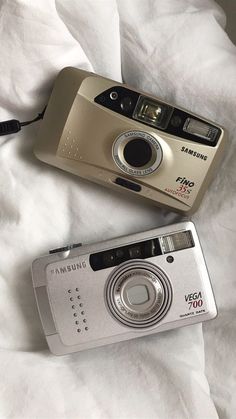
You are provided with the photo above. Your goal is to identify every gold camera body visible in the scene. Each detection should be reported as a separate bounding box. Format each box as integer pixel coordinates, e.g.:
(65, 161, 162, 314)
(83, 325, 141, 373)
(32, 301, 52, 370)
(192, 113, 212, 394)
(34, 67, 226, 214)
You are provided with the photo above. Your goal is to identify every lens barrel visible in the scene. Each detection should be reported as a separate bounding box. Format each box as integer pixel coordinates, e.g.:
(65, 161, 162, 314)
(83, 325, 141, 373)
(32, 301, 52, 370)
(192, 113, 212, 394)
(112, 130, 163, 177)
(106, 260, 172, 328)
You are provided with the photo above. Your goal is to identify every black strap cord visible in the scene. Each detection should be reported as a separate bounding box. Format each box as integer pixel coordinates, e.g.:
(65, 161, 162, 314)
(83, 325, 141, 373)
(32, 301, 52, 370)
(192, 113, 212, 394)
(0, 106, 47, 136)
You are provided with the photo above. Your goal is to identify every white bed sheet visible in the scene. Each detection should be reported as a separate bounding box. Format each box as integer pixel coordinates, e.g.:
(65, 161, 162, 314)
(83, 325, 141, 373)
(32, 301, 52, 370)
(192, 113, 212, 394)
(0, 1, 235, 418)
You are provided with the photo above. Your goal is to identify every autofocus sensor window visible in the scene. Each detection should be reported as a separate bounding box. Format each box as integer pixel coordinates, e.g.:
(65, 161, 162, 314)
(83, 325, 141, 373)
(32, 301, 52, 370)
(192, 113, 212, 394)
(120, 96, 133, 113)
(112, 130, 163, 177)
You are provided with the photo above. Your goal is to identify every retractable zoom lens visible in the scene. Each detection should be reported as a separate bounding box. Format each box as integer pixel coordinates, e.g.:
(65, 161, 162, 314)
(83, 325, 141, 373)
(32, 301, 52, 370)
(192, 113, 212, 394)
(112, 130, 163, 177)
(105, 261, 172, 328)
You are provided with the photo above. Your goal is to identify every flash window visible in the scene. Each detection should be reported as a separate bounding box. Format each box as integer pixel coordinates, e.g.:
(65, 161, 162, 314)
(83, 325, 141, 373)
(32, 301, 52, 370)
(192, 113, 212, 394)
(183, 118, 219, 143)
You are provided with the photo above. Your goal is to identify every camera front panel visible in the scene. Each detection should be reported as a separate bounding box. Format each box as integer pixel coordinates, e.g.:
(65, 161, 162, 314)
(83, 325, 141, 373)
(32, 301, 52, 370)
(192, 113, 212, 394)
(52, 70, 226, 214)
(32, 223, 217, 353)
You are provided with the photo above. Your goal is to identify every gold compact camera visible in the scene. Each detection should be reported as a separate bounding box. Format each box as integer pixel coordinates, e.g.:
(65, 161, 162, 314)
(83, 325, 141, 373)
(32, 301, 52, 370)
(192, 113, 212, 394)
(34, 67, 226, 214)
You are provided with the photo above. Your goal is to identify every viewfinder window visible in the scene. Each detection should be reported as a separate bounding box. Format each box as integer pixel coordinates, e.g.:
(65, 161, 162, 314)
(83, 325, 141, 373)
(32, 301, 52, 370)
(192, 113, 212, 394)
(133, 96, 173, 130)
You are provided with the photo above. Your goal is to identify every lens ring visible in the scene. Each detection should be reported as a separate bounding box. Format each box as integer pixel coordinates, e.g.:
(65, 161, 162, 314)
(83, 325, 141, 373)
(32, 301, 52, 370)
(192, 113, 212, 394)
(105, 260, 172, 329)
(112, 130, 163, 177)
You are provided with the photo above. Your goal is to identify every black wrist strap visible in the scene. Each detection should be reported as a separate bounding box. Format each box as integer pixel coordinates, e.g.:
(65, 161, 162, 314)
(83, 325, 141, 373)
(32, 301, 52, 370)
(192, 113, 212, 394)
(0, 106, 46, 136)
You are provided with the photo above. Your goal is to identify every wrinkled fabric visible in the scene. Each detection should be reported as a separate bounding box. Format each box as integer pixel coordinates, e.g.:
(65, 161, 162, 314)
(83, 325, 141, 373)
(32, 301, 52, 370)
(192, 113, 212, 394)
(0, 1, 235, 418)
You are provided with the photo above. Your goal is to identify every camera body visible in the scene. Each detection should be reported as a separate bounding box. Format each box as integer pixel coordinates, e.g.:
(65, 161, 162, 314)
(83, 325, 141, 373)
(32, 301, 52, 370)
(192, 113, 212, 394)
(32, 222, 217, 355)
(34, 67, 226, 214)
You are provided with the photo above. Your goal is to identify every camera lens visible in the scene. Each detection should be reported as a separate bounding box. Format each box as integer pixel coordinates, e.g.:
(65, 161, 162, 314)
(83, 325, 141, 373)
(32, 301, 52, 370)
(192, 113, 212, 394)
(112, 130, 163, 177)
(106, 261, 172, 328)
(124, 139, 152, 168)
(120, 96, 133, 113)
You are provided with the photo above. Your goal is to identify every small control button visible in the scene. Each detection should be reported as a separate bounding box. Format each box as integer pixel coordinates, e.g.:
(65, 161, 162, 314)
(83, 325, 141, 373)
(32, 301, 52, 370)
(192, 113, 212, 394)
(126, 285, 150, 305)
(110, 91, 118, 100)
(114, 177, 141, 192)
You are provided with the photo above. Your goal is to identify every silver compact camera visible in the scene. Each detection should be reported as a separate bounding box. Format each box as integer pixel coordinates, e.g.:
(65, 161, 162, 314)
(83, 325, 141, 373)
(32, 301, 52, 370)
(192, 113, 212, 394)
(34, 67, 226, 214)
(32, 222, 217, 355)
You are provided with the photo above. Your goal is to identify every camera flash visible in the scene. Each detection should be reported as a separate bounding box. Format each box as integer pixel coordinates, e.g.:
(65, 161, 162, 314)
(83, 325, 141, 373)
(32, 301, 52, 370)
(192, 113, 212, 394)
(160, 230, 194, 254)
(183, 118, 219, 142)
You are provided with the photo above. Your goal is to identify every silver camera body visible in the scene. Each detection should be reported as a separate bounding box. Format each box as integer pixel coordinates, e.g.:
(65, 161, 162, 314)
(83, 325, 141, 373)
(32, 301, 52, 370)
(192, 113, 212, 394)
(32, 222, 217, 355)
